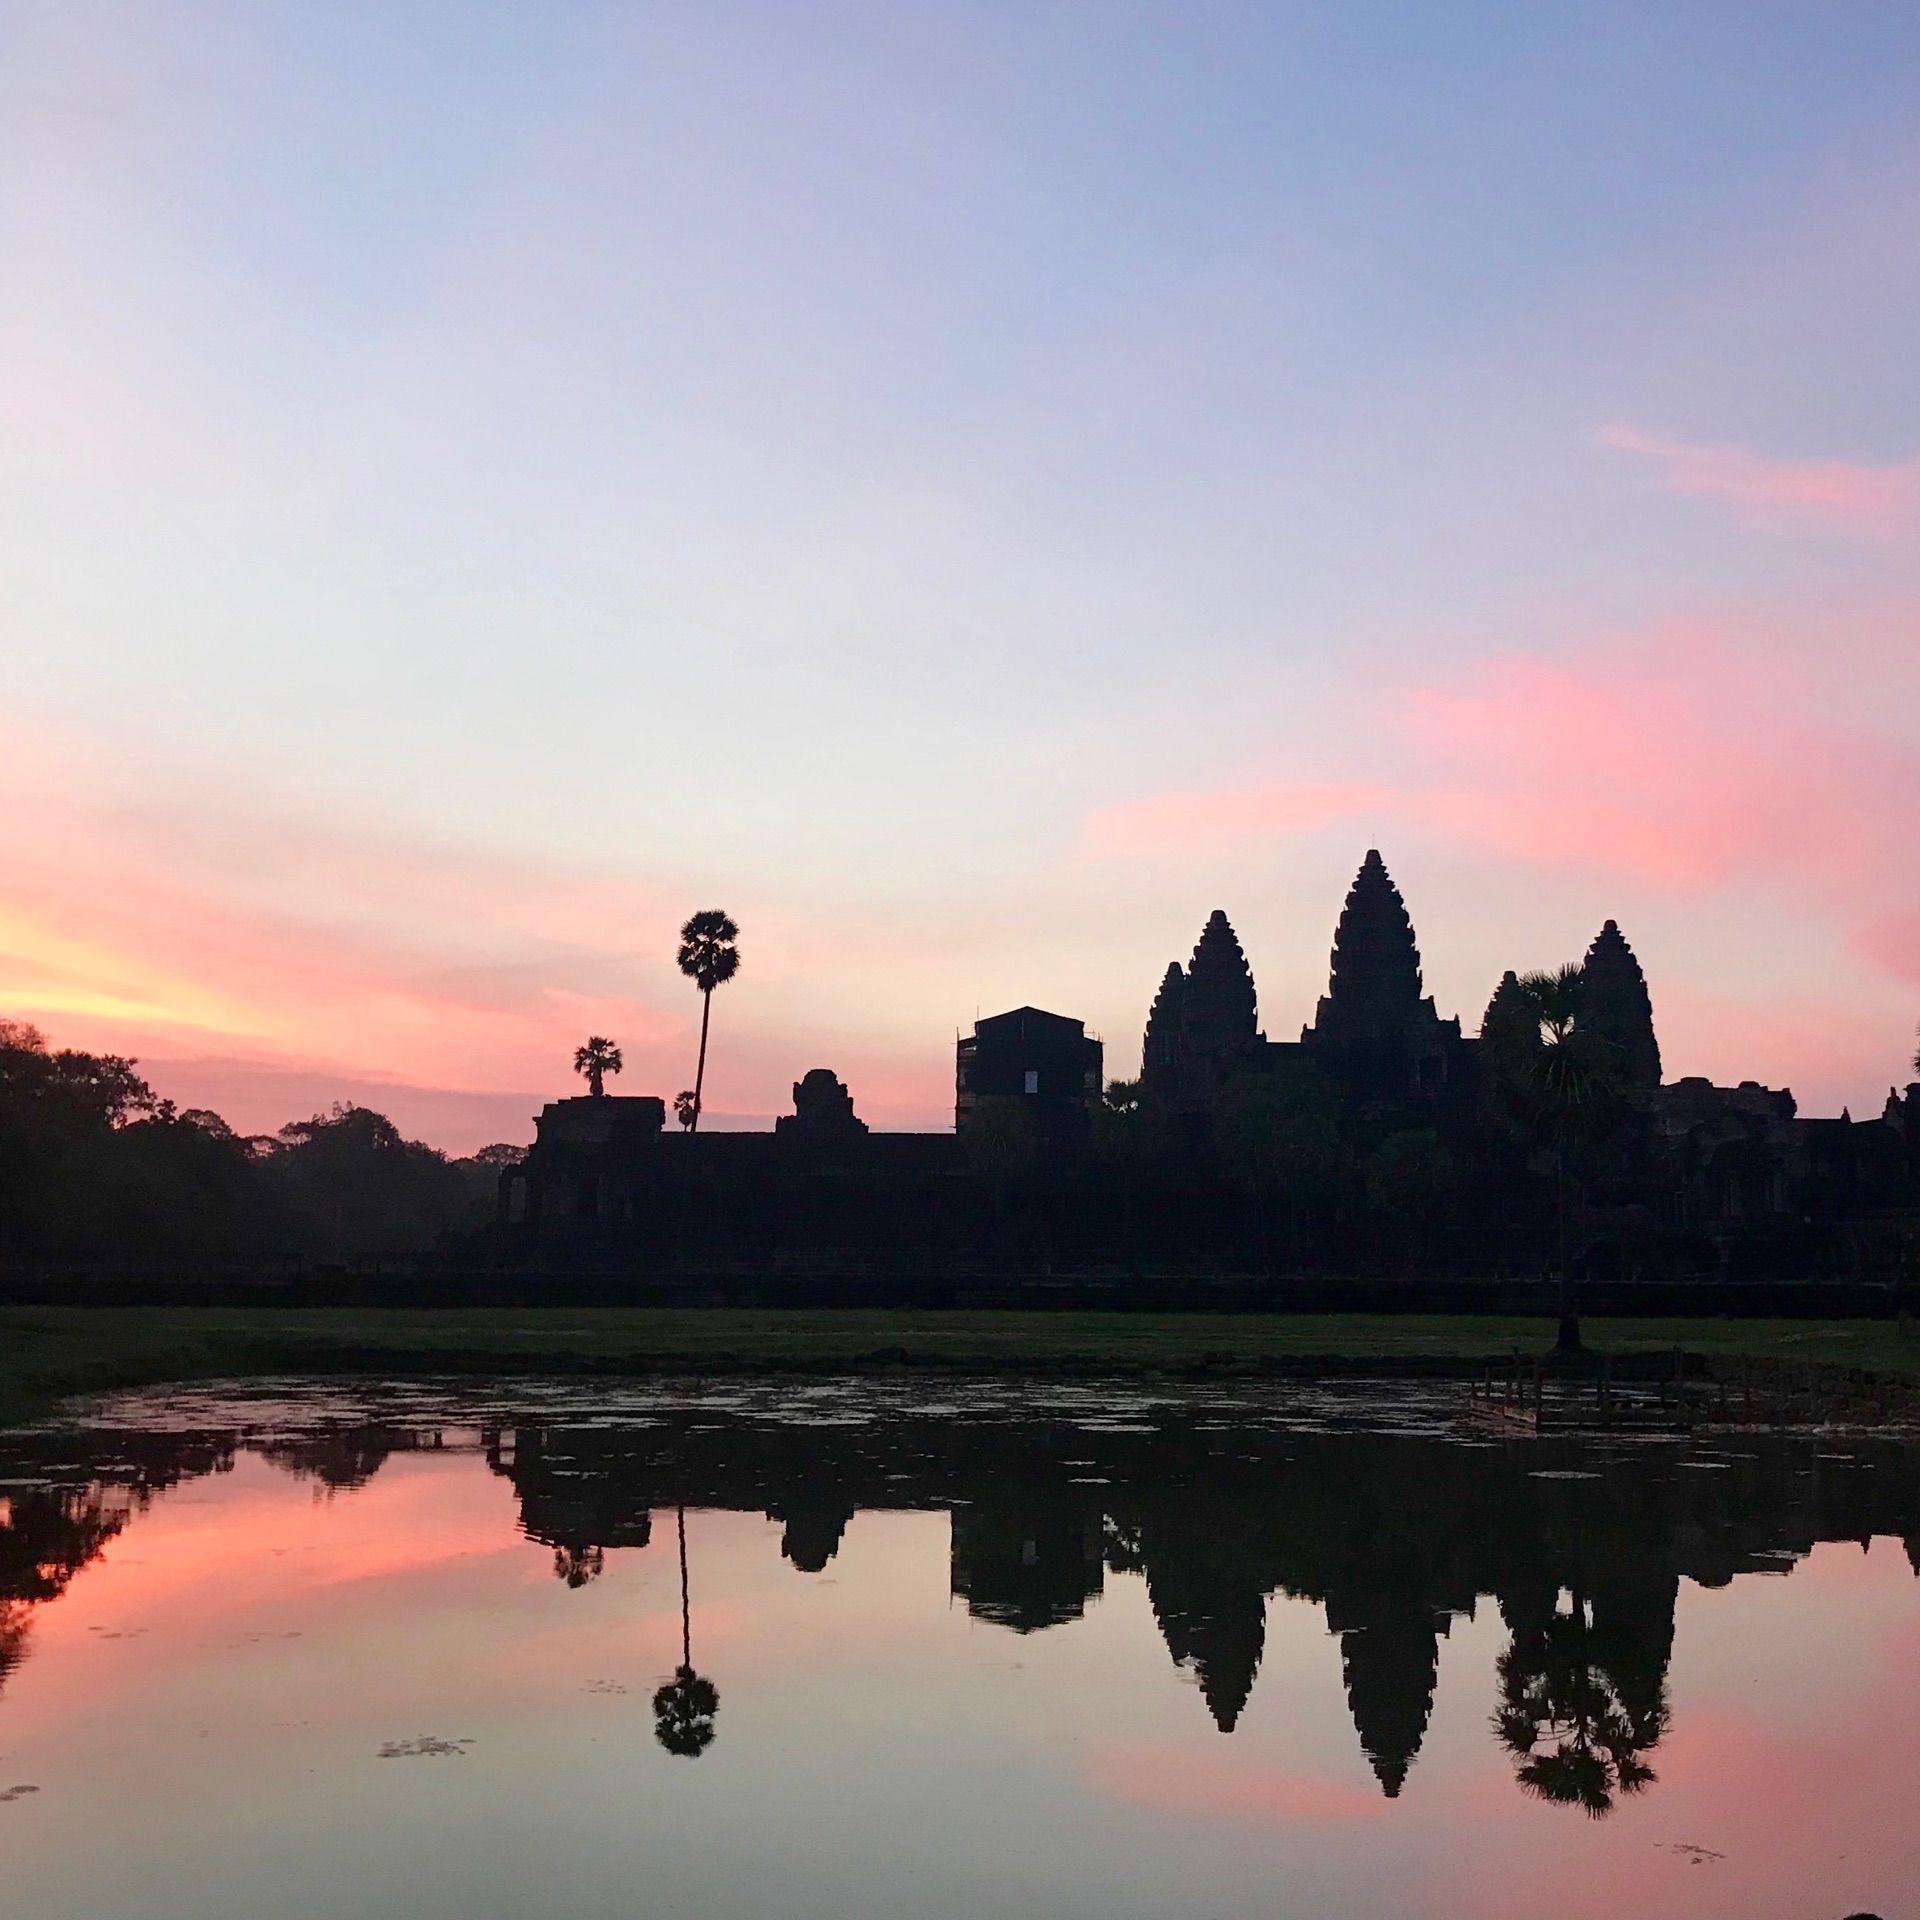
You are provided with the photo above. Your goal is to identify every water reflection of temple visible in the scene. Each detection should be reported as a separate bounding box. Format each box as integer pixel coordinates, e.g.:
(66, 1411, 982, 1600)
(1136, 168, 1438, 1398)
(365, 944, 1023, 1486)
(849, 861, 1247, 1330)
(469, 1406, 1920, 1803)
(4, 1406, 1918, 1811)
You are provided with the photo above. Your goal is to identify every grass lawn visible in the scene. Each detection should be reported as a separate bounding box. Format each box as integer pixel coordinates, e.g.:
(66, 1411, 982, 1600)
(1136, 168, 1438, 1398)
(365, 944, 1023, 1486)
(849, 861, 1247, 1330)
(1, 1304, 1915, 1421)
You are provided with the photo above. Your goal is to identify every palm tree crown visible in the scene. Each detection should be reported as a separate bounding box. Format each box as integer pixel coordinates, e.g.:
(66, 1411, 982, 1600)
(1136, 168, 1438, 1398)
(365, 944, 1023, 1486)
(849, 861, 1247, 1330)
(676, 911, 741, 993)
(572, 1036, 623, 1098)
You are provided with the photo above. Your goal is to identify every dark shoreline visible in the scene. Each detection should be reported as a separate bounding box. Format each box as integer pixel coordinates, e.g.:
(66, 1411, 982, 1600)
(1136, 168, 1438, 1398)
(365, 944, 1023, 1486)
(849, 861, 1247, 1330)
(3, 1304, 1916, 1426)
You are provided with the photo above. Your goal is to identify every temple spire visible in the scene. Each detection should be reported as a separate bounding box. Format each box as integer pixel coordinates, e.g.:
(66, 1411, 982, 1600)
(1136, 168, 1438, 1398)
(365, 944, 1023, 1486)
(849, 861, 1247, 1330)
(1580, 919, 1661, 1090)
(1141, 962, 1187, 1086)
(1479, 969, 1537, 1062)
(1312, 850, 1427, 1042)
(1181, 910, 1259, 1067)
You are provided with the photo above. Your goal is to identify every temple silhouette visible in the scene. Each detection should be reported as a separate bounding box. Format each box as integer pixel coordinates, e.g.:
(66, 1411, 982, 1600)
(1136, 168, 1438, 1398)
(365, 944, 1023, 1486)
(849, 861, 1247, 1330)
(495, 850, 1920, 1282)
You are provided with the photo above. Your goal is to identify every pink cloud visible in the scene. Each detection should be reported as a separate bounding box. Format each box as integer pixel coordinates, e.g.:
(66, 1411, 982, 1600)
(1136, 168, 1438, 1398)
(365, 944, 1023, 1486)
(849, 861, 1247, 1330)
(1088, 1740, 1384, 1824)
(1394, 619, 1920, 915)
(1599, 422, 1920, 534)
(1085, 782, 1386, 856)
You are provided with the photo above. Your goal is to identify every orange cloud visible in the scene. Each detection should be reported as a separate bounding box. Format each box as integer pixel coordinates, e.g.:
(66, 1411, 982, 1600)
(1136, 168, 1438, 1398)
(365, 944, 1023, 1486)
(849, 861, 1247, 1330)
(1599, 422, 1920, 534)
(1085, 782, 1386, 856)
(0, 719, 962, 1146)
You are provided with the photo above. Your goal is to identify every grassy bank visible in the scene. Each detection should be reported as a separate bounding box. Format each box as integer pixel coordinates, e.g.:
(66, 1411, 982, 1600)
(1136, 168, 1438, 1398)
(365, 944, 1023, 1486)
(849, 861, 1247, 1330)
(1, 1305, 1916, 1422)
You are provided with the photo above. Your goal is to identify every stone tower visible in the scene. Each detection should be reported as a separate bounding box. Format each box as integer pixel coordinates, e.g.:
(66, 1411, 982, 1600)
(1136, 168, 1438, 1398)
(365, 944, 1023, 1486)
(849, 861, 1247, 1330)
(1305, 851, 1458, 1099)
(1312, 850, 1427, 1042)
(1478, 969, 1537, 1058)
(1580, 919, 1662, 1090)
(1181, 909, 1260, 1083)
(1140, 962, 1187, 1085)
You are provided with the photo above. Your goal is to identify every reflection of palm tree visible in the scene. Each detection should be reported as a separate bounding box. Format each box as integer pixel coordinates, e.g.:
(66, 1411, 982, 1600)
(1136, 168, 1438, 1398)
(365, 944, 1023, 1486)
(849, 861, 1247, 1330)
(653, 1505, 719, 1758)
(553, 1542, 604, 1589)
(1492, 1592, 1666, 1817)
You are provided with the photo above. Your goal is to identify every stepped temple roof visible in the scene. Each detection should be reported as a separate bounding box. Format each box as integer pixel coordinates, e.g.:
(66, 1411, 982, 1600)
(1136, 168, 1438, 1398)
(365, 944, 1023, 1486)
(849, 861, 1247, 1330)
(1581, 918, 1662, 1090)
(1312, 850, 1430, 1042)
(1182, 909, 1260, 1059)
(1141, 962, 1187, 1081)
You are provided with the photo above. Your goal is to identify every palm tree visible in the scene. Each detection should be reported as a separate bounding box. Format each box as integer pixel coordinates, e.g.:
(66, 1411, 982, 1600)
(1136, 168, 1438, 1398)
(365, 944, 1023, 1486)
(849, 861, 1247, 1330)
(572, 1036, 623, 1098)
(1484, 965, 1619, 1354)
(653, 1505, 719, 1758)
(673, 1089, 697, 1132)
(675, 911, 740, 1134)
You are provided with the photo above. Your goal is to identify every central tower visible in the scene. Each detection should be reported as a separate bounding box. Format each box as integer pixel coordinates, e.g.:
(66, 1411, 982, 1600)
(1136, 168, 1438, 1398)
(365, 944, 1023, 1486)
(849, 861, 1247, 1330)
(1303, 850, 1459, 1099)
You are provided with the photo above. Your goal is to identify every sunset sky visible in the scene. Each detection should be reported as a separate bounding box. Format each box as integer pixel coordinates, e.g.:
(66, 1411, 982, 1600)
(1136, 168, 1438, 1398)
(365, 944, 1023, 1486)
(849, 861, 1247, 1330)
(5, 3, 1919, 1148)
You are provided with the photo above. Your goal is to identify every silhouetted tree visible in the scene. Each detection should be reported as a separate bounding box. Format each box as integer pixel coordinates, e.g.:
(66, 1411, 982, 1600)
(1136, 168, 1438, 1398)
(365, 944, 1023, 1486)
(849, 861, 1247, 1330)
(1217, 1065, 1342, 1267)
(0, 1031, 258, 1254)
(676, 911, 741, 1135)
(265, 1104, 466, 1256)
(673, 1089, 697, 1132)
(962, 1099, 1040, 1221)
(1364, 1128, 1458, 1261)
(1484, 965, 1622, 1353)
(572, 1036, 623, 1098)
(653, 1506, 719, 1757)
(1103, 1077, 1142, 1114)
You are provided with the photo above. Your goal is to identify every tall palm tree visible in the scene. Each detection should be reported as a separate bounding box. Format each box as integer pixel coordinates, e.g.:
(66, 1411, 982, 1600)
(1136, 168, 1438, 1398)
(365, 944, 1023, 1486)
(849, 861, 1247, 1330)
(675, 911, 740, 1134)
(652, 1505, 719, 1758)
(572, 1036, 623, 1098)
(1484, 965, 1619, 1354)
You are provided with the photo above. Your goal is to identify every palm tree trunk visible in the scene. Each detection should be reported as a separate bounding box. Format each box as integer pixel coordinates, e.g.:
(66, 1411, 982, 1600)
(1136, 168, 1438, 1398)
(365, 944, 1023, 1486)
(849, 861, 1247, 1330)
(689, 989, 714, 1134)
(1556, 1142, 1582, 1355)
(677, 1503, 691, 1670)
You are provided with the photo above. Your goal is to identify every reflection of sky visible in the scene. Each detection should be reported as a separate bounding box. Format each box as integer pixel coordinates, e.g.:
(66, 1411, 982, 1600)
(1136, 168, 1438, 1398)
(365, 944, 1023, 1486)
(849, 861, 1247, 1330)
(4, 6, 1920, 1141)
(3, 1451, 1918, 1919)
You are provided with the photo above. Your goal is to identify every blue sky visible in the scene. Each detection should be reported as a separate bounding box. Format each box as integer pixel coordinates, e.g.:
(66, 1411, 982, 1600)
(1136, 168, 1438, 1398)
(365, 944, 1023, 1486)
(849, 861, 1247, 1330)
(4, 1, 1919, 1142)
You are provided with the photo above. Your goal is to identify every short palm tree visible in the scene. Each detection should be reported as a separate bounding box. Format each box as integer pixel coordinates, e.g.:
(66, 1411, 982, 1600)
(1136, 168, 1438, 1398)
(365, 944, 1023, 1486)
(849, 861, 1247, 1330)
(675, 911, 740, 1134)
(572, 1036, 623, 1098)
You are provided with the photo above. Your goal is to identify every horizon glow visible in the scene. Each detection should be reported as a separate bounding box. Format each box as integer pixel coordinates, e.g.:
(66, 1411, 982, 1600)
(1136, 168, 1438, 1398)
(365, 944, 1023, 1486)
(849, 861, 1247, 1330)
(4, 3, 1919, 1150)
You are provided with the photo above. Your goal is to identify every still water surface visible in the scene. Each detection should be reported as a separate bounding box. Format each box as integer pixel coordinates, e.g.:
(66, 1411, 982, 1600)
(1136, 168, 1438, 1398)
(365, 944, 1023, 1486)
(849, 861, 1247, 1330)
(1, 1377, 1916, 1919)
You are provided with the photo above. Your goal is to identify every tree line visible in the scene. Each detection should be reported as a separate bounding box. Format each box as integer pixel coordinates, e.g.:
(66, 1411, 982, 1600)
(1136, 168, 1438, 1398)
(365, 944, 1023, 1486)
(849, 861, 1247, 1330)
(0, 1018, 517, 1261)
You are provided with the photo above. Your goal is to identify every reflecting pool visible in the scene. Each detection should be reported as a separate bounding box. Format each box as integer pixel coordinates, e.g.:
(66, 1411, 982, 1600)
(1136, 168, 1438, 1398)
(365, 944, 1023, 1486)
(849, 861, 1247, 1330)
(1, 1377, 1914, 1918)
